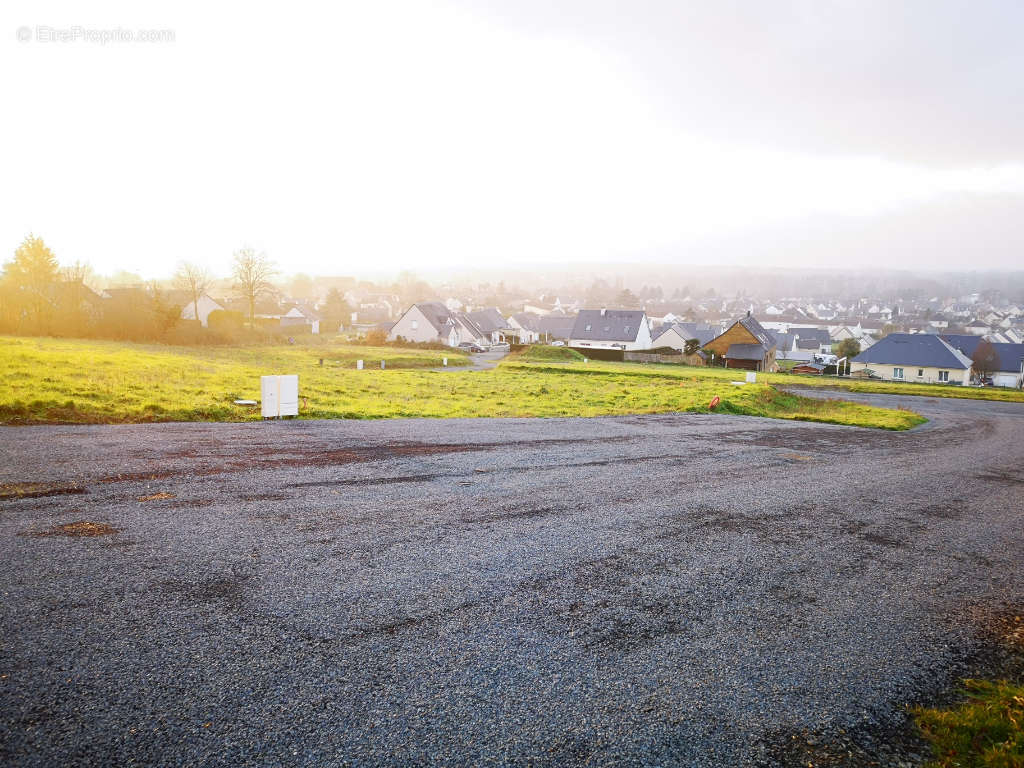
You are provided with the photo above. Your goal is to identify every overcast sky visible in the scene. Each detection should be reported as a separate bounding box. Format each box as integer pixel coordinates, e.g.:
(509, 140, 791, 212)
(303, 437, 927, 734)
(3, 0, 1023, 277)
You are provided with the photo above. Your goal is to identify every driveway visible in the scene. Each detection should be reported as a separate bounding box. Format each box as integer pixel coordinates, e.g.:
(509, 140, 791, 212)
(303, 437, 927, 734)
(1, 396, 1022, 766)
(434, 348, 509, 371)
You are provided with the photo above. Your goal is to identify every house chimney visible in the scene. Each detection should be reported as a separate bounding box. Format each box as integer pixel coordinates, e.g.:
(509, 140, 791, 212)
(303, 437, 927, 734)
(600, 308, 606, 316)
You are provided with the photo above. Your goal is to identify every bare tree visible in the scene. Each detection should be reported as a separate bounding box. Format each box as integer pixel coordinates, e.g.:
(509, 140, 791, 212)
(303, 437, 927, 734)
(972, 339, 1000, 381)
(231, 248, 276, 328)
(173, 261, 213, 327)
(61, 260, 97, 288)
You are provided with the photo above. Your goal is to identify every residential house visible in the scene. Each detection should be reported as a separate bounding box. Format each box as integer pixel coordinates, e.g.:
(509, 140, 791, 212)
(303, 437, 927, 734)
(465, 308, 511, 344)
(507, 313, 541, 344)
(650, 322, 718, 352)
(850, 333, 972, 385)
(387, 302, 489, 347)
(773, 332, 801, 361)
(506, 312, 578, 344)
(941, 334, 1024, 388)
(538, 314, 577, 341)
(568, 309, 653, 351)
(704, 313, 778, 371)
(281, 304, 321, 334)
(165, 291, 226, 328)
(789, 327, 832, 353)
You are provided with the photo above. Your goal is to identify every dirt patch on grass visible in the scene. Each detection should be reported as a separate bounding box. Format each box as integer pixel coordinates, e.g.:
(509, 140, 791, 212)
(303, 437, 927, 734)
(25, 520, 120, 537)
(0, 482, 88, 500)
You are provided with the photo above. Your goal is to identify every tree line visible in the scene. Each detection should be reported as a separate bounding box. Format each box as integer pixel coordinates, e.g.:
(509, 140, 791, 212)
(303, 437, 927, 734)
(0, 235, 350, 344)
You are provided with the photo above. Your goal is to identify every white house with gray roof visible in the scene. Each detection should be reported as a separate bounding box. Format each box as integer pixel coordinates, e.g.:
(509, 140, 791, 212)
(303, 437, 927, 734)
(650, 322, 717, 352)
(850, 333, 972, 385)
(387, 302, 489, 347)
(569, 309, 652, 351)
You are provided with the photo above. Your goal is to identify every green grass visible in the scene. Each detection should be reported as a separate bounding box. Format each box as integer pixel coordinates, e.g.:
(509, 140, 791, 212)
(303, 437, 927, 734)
(517, 345, 586, 362)
(0, 335, 923, 429)
(914, 679, 1024, 767)
(513, 358, 1024, 403)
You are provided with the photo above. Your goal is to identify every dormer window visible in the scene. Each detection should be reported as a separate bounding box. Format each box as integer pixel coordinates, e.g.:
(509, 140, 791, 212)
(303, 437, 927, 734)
(585, 324, 592, 331)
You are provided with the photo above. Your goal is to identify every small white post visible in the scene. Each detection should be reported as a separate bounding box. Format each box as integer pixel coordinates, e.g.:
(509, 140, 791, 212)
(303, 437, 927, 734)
(356, 359, 364, 370)
(443, 357, 448, 366)
(381, 360, 386, 369)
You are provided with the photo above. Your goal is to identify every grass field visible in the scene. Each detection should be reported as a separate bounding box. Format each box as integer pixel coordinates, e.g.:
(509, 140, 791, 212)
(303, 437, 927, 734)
(518, 345, 586, 362)
(914, 679, 1024, 767)
(0, 336, 924, 429)
(533, 357, 1024, 403)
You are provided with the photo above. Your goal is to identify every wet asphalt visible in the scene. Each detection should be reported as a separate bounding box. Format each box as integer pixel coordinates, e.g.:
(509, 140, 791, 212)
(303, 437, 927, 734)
(1, 394, 1023, 766)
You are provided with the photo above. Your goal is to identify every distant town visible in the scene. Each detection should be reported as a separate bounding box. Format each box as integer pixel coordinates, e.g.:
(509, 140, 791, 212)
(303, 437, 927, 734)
(3, 237, 1022, 390)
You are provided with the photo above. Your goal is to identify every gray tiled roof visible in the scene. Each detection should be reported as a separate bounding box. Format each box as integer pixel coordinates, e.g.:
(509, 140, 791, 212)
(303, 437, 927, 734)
(538, 315, 577, 339)
(652, 323, 717, 346)
(736, 315, 776, 348)
(943, 335, 1024, 373)
(415, 302, 458, 333)
(511, 312, 542, 331)
(772, 332, 796, 350)
(852, 333, 972, 369)
(791, 327, 831, 344)
(725, 343, 768, 361)
(466, 308, 507, 334)
(570, 309, 646, 342)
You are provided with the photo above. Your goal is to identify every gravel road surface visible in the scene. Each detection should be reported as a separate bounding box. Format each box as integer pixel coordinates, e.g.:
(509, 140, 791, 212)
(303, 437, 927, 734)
(2, 396, 1023, 766)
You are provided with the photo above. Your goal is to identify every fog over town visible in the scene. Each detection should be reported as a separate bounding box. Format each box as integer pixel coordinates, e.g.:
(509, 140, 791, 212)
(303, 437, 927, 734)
(4, 0, 1024, 275)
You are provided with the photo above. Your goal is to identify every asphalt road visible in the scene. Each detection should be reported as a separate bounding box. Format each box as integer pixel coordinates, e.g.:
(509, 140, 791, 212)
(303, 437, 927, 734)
(1, 395, 1023, 767)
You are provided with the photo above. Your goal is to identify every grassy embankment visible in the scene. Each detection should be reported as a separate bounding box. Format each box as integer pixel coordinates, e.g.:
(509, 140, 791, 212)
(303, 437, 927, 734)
(520, 357, 1024, 403)
(914, 679, 1024, 767)
(0, 336, 922, 429)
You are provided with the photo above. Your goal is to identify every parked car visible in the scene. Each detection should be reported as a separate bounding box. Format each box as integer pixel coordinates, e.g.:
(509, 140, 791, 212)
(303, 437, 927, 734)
(490, 342, 510, 352)
(458, 342, 485, 353)
(550, 341, 565, 347)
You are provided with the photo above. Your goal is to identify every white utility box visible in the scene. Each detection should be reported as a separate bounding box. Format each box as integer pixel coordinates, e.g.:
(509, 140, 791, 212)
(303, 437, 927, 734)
(261, 375, 299, 418)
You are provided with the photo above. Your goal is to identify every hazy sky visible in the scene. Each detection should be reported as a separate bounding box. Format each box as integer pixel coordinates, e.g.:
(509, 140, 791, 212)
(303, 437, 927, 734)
(3, 0, 1023, 277)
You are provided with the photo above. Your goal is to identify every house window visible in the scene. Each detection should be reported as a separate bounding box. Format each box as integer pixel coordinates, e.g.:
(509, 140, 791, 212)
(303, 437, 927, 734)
(917, 369, 924, 378)
(585, 324, 592, 331)
(893, 367, 904, 379)
(938, 370, 949, 382)
(624, 326, 630, 334)
(411, 320, 418, 330)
